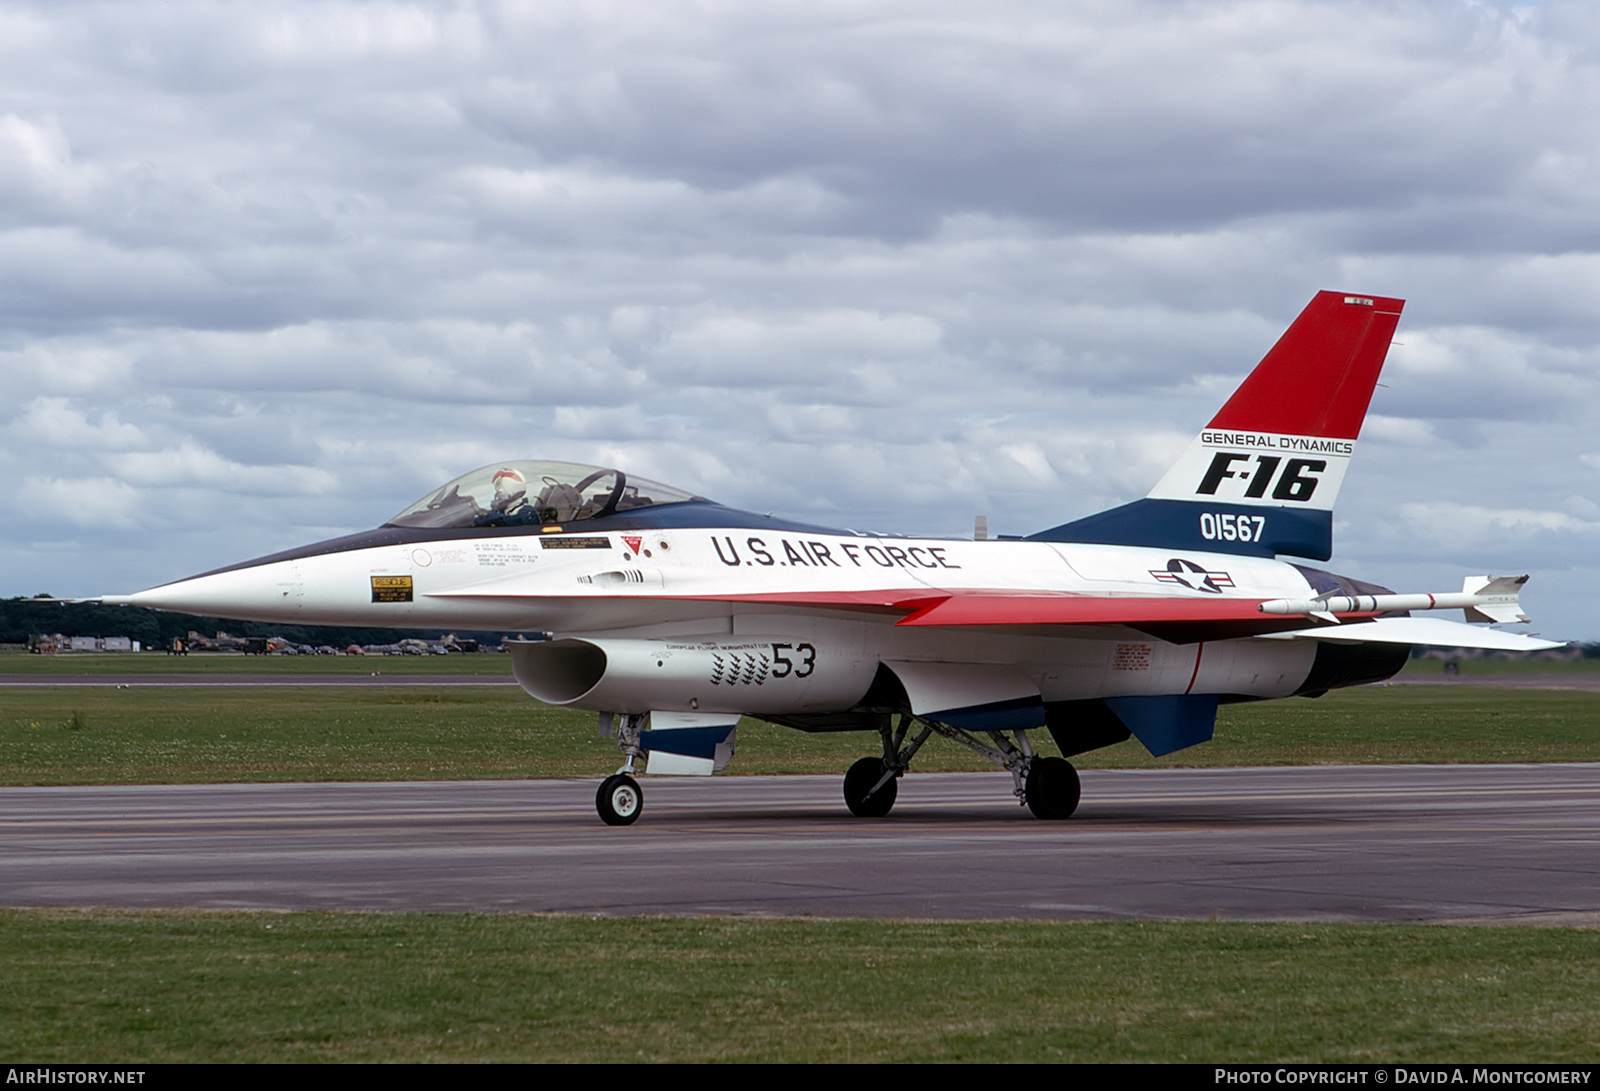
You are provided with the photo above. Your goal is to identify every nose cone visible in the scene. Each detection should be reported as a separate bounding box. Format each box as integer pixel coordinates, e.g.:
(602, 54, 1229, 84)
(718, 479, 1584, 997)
(123, 560, 304, 622)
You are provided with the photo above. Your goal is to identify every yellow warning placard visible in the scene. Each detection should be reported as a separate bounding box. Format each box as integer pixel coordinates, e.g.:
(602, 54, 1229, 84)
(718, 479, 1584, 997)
(370, 575, 414, 603)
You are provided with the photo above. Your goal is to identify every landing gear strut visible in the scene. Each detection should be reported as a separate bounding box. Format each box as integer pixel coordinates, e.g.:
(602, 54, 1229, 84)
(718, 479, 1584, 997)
(842, 713, 930, 818)
(595, 713, 647, 825)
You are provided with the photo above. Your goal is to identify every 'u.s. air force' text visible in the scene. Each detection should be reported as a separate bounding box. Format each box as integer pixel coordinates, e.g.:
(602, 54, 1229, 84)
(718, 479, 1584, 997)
(711, 537, 959, 570)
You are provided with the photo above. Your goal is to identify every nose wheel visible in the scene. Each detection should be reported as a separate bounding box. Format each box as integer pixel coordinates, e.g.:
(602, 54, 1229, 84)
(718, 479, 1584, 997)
(597, 774, 643, 825)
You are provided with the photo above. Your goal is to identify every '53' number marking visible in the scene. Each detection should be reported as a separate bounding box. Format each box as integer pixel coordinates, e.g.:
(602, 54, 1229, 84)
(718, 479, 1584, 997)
(770, 643, 816, 678)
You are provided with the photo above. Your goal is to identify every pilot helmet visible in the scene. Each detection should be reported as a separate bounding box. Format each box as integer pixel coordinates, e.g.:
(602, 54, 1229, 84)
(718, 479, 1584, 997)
(490, 467, 528, 512)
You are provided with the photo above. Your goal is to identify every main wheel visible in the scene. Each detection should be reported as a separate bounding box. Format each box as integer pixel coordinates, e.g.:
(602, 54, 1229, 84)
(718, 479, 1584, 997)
(1025, 757, 1080, 820)
(596, 774, 643, 826)
(843, 757, 898, 818)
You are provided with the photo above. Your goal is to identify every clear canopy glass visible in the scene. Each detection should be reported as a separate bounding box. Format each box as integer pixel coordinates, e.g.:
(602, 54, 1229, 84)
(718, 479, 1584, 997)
(386, 460, 703, 529)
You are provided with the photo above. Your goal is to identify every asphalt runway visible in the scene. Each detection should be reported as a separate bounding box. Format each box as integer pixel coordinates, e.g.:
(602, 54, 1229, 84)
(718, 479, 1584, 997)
(3, 764, 1599, 922)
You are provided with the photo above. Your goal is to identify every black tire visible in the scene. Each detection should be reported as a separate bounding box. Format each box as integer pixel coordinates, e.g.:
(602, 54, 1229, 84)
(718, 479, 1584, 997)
(843, 757, 898, 818)
(1025, 757, 1080, 820)
(596, 774, 643, 826)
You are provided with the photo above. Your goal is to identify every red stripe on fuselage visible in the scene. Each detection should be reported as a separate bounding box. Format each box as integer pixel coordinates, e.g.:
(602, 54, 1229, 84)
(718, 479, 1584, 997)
(1185, 642, 1205, 694)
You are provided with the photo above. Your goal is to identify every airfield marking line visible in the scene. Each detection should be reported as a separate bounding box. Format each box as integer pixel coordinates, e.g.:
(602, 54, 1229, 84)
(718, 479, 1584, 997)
(2, 786, 1592, 819)
(7, 817, 1596, 838)
(0, 807, 1149, 831)
(1090, 786, 1600, 803)
(1070, 825, 1600, 834)
(0, 811, 574, 830)
(0, 675, 515, 684)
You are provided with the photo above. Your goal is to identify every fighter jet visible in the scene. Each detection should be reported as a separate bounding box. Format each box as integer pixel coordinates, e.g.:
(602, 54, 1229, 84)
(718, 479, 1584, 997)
(107, 291, 1562, 825)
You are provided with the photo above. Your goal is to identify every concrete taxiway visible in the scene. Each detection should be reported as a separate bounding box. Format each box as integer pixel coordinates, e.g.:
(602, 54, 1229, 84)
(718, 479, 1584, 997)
(2, 764, 1598, 922)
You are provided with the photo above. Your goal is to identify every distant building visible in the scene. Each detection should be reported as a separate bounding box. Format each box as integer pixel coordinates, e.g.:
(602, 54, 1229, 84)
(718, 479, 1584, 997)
(42, 634, 142, 653)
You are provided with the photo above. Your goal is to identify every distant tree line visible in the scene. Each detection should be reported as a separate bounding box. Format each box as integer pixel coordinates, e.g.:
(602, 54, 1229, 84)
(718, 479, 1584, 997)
(0, 598, 513, 650)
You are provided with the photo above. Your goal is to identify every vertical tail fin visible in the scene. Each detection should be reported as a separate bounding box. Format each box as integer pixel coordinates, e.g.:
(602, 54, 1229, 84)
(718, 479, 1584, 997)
(1031, 291, 1405, 560)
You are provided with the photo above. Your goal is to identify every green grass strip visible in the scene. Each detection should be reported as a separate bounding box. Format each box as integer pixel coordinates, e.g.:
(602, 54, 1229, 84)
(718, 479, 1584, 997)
(2, 911, 1598, 1063)
(0, 684, 1597, 784)
(0, 650, 508, 675)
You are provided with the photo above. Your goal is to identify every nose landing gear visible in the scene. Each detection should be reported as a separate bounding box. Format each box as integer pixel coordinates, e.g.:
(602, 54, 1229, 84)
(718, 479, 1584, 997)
(597, 773, 643, 826)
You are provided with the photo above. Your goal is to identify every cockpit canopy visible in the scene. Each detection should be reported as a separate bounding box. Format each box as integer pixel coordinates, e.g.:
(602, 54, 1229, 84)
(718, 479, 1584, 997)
(385, 460, 703, 530)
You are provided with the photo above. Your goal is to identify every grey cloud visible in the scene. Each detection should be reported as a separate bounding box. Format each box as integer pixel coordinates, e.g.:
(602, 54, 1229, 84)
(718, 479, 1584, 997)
(457, 1, 1582, 233)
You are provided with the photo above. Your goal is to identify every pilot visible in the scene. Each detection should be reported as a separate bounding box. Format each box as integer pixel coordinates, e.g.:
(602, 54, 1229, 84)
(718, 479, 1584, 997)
(473, 468, 541, 526)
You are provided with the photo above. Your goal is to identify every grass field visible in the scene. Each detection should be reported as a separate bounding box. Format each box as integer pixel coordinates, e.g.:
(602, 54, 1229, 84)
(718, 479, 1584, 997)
(0, 679, 1597, 784)
(1400, 656, 1600, 677)
(0, 649, 509, 675)
(4, 911, 1599, 1063)
(5, 655, 1598, 1063)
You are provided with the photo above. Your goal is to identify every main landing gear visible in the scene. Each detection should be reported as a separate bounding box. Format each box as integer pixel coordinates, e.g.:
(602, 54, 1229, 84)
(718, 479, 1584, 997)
(843, 757, 898, 817)
(1023, 756, 1081, 820)
(842, 713, 1080, 820)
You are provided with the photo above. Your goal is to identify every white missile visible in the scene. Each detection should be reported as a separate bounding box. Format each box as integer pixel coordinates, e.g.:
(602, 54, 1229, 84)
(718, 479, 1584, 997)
(1259, 575, 1531, 624)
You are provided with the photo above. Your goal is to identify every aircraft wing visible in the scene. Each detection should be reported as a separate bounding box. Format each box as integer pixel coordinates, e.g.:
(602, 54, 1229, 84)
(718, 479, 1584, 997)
(704, 588, 1557, 650)
(436, 583, 1553, 648)
(453, 586, 1347, 643)
(888, 593, 1323, 643)
(888, 592, 1561, 650)
(429, 559, 1561, 649)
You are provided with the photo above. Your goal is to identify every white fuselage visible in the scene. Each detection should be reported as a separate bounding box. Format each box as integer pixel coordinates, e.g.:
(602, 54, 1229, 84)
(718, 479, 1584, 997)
(126, 526, 1327, 713)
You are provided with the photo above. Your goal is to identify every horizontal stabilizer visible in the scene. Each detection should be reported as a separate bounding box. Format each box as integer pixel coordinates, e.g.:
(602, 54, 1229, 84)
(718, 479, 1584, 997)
(1266, 616, 1564, 652)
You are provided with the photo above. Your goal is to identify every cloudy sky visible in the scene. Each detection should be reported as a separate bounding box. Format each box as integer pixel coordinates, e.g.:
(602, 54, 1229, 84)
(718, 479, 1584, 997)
(4, 0, 1599, 640)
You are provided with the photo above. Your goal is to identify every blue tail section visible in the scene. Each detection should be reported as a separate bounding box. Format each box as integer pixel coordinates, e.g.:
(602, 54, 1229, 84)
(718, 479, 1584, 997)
(1029, 291, 1403, 561)
(1028, 498, 1332, 560)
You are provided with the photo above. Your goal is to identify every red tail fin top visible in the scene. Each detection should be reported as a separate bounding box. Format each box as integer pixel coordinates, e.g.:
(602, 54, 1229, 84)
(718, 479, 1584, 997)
(1207, 292, 1405, 440)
